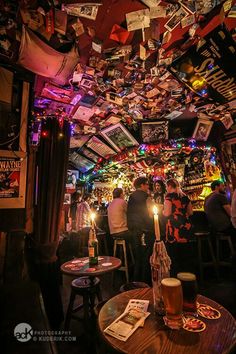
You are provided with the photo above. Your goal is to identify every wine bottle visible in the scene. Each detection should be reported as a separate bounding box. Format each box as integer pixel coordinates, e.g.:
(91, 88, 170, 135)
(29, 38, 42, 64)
(88, 226, 98, 265)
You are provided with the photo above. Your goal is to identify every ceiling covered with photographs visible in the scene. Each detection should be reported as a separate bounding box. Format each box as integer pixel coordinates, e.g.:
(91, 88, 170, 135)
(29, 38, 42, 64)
(1, 0, 236, 174)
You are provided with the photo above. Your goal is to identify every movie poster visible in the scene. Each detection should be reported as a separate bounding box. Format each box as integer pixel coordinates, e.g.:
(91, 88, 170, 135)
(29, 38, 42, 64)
(169, 24, 236, 103)
(0, 151, 27, 208)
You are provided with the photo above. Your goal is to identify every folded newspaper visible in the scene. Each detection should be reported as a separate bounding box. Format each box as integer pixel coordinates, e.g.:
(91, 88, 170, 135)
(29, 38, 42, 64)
(104, 299, 150, 341)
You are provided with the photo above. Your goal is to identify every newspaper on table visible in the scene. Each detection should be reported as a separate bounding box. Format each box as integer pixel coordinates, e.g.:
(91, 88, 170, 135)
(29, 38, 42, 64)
(104, 299, 150, 341)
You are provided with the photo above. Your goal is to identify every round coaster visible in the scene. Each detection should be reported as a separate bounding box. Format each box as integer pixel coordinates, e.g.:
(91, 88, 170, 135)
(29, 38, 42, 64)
(183, 317, 206, 332)
(197, 305, 221, 320)
(102, 262, 112, 266)
(71, 260, 83, 264)
(86, 268, 96, 272)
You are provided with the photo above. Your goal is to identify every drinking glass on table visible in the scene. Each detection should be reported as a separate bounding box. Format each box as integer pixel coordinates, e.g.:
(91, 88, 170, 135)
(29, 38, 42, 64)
(177, 272, 198, 315)
(161, 278, 183, 330)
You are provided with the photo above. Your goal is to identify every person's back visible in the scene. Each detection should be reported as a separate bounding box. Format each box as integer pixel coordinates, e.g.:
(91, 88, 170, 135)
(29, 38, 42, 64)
(108, 197, 128, 235)
(76, 194, 91, 231)
(204, 181, 231, 232)
(204, 193, 231, 231)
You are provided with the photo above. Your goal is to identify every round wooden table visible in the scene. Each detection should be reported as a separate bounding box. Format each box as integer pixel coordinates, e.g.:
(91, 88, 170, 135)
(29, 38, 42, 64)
(61, 256, 121, 277)
(98, 288, 236, 354)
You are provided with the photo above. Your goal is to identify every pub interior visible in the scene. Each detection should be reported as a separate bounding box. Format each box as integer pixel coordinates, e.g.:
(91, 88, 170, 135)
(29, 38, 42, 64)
(1, 1, 236, 353)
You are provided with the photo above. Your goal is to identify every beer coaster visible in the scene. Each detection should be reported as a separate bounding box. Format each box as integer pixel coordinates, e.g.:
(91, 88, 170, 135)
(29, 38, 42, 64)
(86, 268, 96, 272)
(197, 304, 221, 320)
(71, 260, 83, 264)
(102, 262, 112, 266)
(65, 264, 75, 268)
(183, 317, 206, 332)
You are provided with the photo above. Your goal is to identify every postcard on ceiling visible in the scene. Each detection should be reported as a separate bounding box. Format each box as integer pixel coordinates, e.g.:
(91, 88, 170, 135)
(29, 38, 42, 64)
(126, 9, 150, 32)
(164, 6, 188, 32)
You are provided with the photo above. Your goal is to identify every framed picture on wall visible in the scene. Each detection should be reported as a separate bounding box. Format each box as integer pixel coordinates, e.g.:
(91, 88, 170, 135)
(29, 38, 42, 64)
(100, 123, 139, 152)
(141, 121, 169, 143)
(0, 150, 27, 209)
(86, 136, 116, 158)
(192, 119, 213, 141)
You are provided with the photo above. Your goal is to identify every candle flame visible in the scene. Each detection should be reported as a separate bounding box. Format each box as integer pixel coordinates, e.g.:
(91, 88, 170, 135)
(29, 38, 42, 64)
(90, 212, 96, 222)
(153, 205, 158, 215)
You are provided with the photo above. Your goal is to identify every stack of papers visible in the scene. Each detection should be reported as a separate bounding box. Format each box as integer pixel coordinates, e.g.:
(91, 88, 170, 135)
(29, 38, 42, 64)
(104, 299, 150, 341)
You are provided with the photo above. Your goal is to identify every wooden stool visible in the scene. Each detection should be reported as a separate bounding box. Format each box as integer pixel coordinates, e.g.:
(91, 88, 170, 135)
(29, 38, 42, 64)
(120, 282, 150, 293)
(64, 276, 102, 330)
(113, 238, 134, 283)
(196, 232, 219, 283)
(216, 232, 235, 267)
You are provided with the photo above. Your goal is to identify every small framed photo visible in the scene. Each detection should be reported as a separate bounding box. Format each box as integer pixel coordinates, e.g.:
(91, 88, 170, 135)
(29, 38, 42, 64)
(80, 78, 94, 89)
(66, 170, 79, 188)
(141, 121, 169, 143)
(192, 119, 213, 141)
(86, 136, 116, 158)
(101, 123, 139, 152)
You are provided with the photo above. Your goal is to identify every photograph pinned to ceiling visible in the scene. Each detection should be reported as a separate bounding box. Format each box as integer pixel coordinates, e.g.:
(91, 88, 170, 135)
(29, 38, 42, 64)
(104, 114, 121, 126)
(164, 6, 188, 32)
(86, 136, 116, 158)
(79, 146, 100, 162)
(165, 110, 183, 120)
(140, 0, 161, 8)
(220, 113, 234, 130)
(69, 152, 95, 173)
(70, 134, 90, 149)
(180, 0, 196, 14)
(80, 77, 94, 89)
(126, 9, 150, 32)
(101, 123, 139, 152)
(62, 4, 99, 20)
(181, 14, 195, 28)
(166, 2, 180, 17)
(192, 119, 213, 141)
(141, 121, 169, 144)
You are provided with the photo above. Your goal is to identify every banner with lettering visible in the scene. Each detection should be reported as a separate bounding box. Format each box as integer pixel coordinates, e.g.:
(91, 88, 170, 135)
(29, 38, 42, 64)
(169, 24, 236, 103)
(0, 151, 27, 208)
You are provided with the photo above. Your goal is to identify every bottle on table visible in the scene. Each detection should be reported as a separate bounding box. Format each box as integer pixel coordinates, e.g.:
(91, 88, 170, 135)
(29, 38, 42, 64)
(88, 224, 98, 265)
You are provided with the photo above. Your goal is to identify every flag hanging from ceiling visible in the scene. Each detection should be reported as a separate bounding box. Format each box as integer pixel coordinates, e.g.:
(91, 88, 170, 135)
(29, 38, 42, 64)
(18, 26, 79, 85)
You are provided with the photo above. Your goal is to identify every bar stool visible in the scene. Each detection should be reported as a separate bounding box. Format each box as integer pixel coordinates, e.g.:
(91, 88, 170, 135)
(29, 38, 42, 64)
(195, 231, 219, 283)
(113, 238, 135, 283)
(216, 232, 235, 267)
(64, 276, 102, 330)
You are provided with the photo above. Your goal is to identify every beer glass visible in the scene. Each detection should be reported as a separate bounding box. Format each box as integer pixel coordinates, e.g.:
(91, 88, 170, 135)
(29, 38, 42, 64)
(177, 272, 198, 314)
(161, 278, 183, 329)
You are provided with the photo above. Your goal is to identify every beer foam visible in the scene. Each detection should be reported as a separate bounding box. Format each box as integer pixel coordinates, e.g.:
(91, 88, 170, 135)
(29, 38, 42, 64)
(161, 278, 181, 287)
(177, 272, 196, 281)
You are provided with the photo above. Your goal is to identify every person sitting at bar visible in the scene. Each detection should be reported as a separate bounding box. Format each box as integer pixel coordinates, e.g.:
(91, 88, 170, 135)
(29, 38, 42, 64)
(107, 188, 132, 242)
(163, 178, 194, 276)
(204, 180, 233, 235)
(127, 176, 154, 284)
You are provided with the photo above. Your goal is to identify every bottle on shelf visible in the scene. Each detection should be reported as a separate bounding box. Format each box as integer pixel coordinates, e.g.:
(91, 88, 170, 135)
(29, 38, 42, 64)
(88, 213, 98, 265)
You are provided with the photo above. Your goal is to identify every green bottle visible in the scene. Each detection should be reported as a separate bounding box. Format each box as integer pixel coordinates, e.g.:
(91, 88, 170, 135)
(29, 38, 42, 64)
(88, 226, 98, 265)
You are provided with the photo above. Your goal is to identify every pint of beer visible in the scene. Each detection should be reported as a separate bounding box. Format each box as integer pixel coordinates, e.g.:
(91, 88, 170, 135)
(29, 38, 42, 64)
(177, 272, 198, 313)
(161, 278, 183, 329)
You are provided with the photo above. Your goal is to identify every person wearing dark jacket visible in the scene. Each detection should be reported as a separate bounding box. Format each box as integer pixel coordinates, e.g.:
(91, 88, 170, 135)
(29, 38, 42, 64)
(127, 176, 154, 284)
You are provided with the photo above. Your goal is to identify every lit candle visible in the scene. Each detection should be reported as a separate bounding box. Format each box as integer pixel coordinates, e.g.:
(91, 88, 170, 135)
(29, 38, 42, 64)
(90, 212, 96, 228)
(153, 206, 161, 241)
